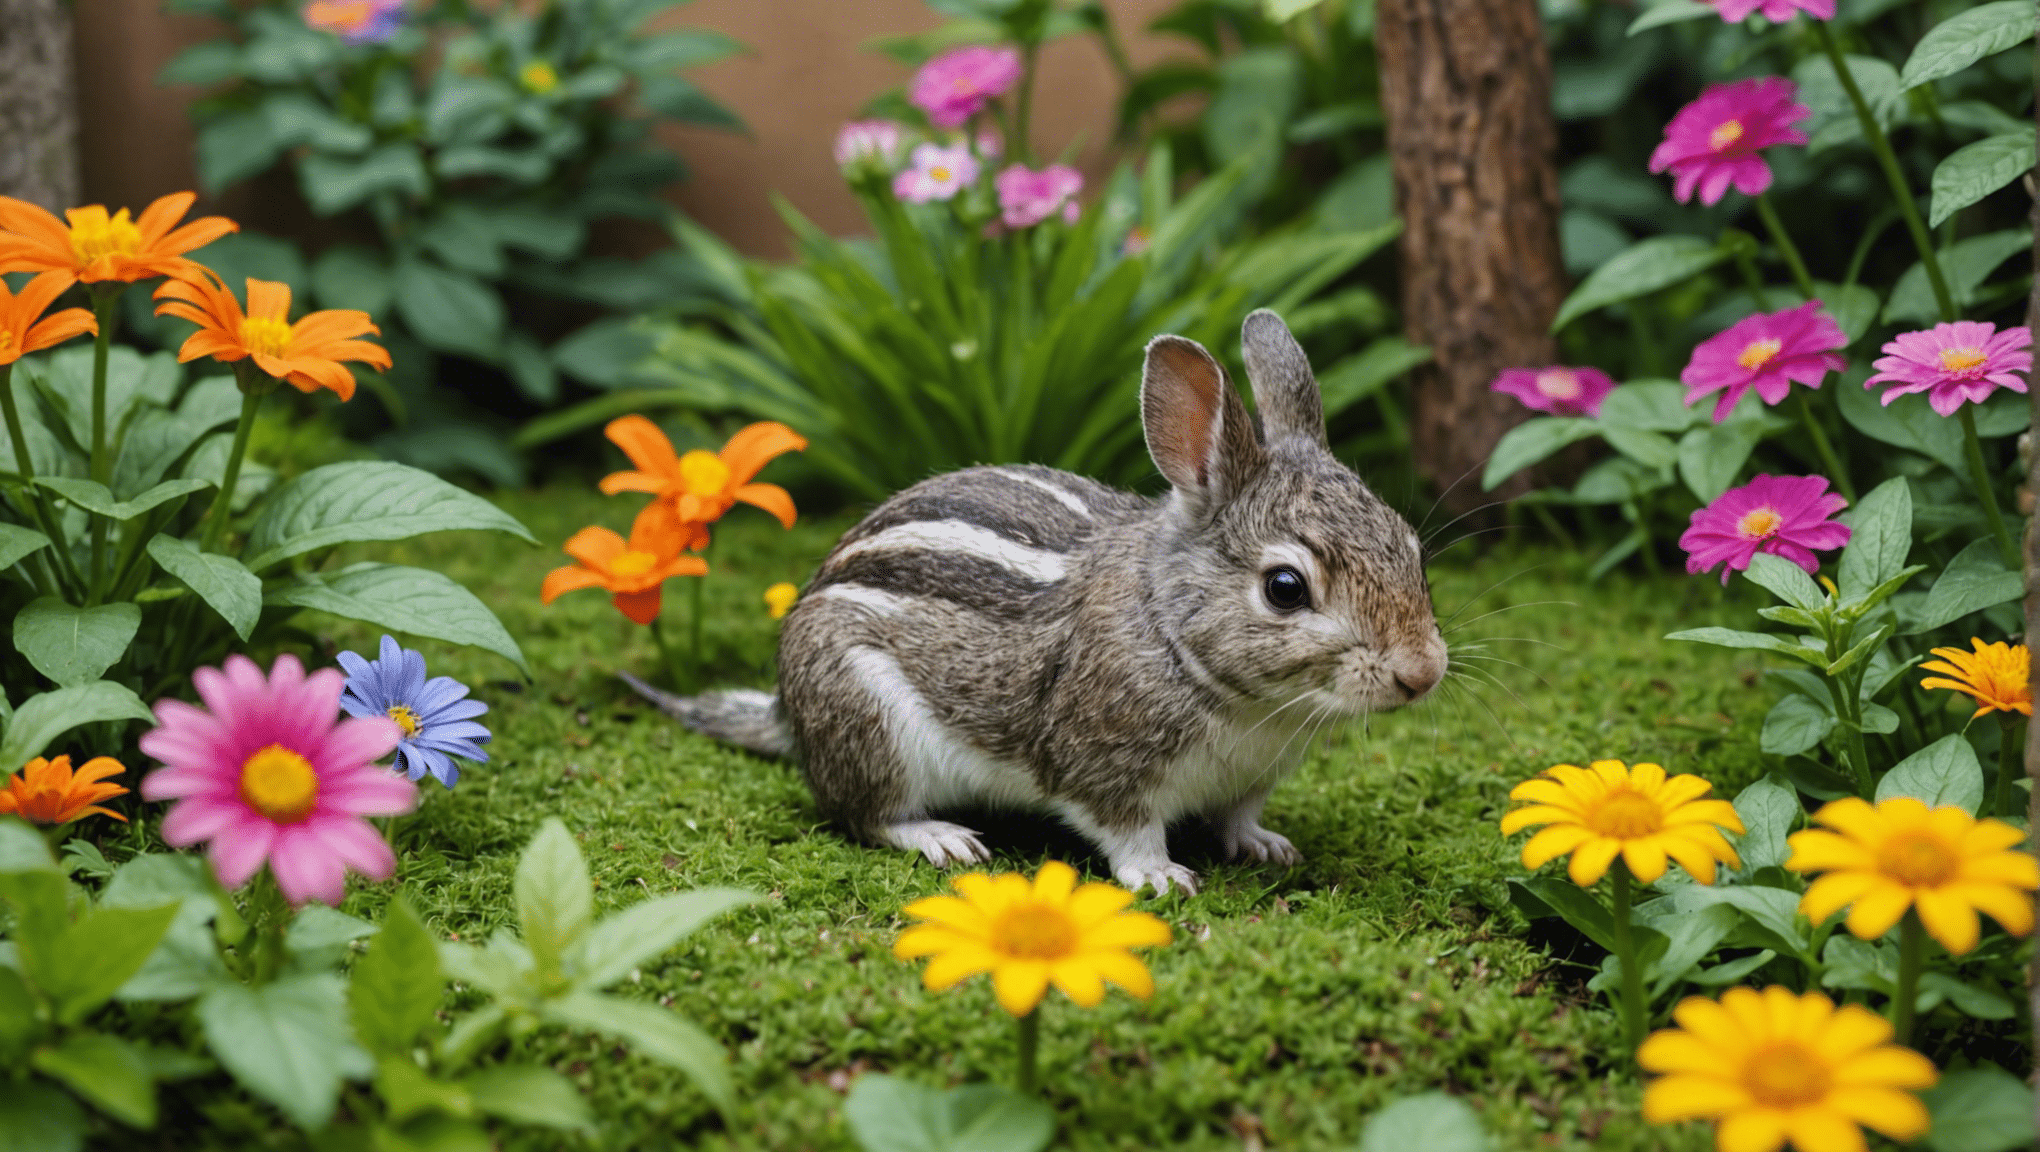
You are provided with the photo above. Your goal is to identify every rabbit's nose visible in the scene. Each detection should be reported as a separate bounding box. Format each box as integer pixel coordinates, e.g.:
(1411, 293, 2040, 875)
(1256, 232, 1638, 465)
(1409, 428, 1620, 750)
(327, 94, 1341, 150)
(1394, 667, 1440, 699)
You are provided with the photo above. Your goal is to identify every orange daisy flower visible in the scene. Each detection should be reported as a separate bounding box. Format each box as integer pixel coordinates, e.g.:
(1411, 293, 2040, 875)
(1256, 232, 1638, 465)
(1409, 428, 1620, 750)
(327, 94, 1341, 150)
(0, 755, 130, 824)
(0, 191, 237, 283)
(153, 270, 390, 400)
(0, 270, 97, 365)
(1919, 638, 2031, 719)
(540, 520, 709, 625)
(600, 415, 806, 550)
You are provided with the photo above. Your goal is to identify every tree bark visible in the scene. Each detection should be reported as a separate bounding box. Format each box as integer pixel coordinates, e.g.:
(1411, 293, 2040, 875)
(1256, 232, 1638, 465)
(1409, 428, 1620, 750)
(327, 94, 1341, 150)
(0, 0, 80, 211)
(1374, 0, 1568, 512)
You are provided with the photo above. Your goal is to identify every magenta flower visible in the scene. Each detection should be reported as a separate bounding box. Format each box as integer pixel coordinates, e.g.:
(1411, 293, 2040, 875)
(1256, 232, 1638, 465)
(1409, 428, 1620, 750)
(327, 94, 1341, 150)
(1681, 301, 1847, 422)
(892, 142, 980, 204)
(301, 0, 406, 44)
(995, 164, 1083, 228)
(139, 654, 414, 906)
(834, 120, 904, 169)
(1866, 321, 2033, 416)
(1680, 474, 1851, 584)
(1490, 366, 1616, 417)
(910, 46, 1022, 129)
(1709, 0, 1834, 20)
(1648, 78, 1810, 205)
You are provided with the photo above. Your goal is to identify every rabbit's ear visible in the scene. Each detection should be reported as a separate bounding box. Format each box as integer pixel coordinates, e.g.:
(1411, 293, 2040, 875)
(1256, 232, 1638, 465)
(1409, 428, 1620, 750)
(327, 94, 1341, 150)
(1240, 309, 1326, 448)
(1141, 334, 1264, 503)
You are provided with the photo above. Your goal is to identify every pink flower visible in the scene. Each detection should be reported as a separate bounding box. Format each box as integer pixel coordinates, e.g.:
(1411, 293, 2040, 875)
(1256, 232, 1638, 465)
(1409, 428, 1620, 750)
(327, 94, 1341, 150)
(1680, 474, 1851, 584)
(1490, 366, 1616, 417)
(995, 164, 1083, 228)
(1866, 321, 2033, 416)
(1681, 301, 1847, 422)
(910, 46, 1022, 129)
(1709, 0, 1834, 20)
(1648, 78, 1810, 205)
(834, 120, 904, 169)
(892, 143, 980, 204)
(139, 653, 414, 906)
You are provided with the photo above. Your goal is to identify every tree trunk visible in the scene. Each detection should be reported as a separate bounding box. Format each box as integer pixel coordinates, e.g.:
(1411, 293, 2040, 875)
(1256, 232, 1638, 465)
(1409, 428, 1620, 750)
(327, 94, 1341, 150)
(0, 0, 80, 211)
(1374, 0, 1568, 513)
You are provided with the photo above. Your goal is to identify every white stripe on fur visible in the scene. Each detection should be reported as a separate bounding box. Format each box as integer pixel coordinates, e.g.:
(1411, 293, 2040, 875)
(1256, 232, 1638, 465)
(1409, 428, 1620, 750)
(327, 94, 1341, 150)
(995, 468, 1094, 518)
(809, 583, 915, 615)
(830, 519, 1069, 583)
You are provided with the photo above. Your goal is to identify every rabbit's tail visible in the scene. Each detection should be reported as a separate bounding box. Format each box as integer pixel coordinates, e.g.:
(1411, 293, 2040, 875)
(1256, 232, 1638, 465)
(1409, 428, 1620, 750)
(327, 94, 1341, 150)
(617, 673, 790, 758)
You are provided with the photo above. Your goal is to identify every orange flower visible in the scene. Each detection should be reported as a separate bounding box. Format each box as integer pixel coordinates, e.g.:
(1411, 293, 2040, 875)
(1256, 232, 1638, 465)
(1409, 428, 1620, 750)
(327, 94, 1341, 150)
(0, 755, 130, 824)
(0, 270, 97, 365)
(601, 416, 806, 550)
(0, 191, 237, 283)
(541, 520, 709, 625)
(153, 270, 389, 400)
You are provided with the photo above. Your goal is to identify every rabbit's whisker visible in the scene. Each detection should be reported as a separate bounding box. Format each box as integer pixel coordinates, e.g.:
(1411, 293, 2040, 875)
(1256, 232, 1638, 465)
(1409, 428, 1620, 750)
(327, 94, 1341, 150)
(1437, 564, 1549, 629)
(1442, 599, 1574, 635)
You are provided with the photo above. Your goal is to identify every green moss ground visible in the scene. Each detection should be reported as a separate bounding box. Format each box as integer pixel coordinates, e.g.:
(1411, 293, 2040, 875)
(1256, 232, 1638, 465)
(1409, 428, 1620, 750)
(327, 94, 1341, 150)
(146, 483, 1795, 1151)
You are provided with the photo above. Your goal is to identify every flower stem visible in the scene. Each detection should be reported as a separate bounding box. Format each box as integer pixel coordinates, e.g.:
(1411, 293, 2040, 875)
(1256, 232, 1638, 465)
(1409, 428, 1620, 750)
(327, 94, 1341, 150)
(1793, 390, 1854, 502)
(1891, 910, 1925, 1044)
(1015, 1008, 1039, 1095)
(1754, 194, 1818, 303)
(1994, 717, 2026, 819)
(689, 570, 705, 677)
(85, 288, 122, 602)
(1822, 653, 1875, 796)
(1609, 863, 1647, 1053)
(649, 615, 687, 692)
(1013, 43, 1041, 167)
(200, 379, 264, 554)
(1956, 404, 2019, 568)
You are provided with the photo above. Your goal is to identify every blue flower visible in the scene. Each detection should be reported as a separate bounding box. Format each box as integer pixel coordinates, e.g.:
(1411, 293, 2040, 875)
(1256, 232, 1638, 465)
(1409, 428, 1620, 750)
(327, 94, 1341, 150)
(337, 635, 490, 789)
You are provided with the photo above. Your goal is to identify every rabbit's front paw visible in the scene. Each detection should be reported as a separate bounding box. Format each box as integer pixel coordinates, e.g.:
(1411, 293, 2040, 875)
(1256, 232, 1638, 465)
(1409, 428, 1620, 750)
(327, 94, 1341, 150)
(882, 820, 990, 868)
(1115, 859, 1200, 897)
(1225, 822, 1302, 867)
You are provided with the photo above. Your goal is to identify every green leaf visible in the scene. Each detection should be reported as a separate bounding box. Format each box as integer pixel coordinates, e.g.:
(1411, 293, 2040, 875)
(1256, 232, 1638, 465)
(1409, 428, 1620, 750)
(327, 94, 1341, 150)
(1876, 734, 1985, 815)
(1664, 628, 1825, 665)
(1481, 418, 1601, 490)
(515, 818, 592, 980)
(159, 40, 242, 86)
(567, 888, 758, 990)
(263, 93, 372, 154)
(31, 1032, 157, 1129)
(0, 682, 155, 769)
(1883, 230, 2031, 326)
(1899, 1, 2037, 90)
(350, 897, 443, 1055)
(0, 1080, 86, 1152)
(1760, 694, 1835, 758)
(539, 991, 731, 1111)
(392, 259, 505, 359)
(1930, 133, 2034, 228)
(1922, 1063, 2036, 1152)
(1743, 553, 1826, 613)
(299, 144, 429, 216)
(310, 246, 392, 315)
(1628, 0, 1715, 35)
(1637, 903, 1740, 998)
(111, 376, 241, 500)
(12, 598, 140, 687)
(844, 1074, 1056, 1152)
(1837, 380, 1968, 473)
(243, 461, 534, 573)
(418, 206, 504, 278)
(1821, 935, 1895, 991)
(39, 902, 180, 1025)
(35, 477, 211, 524)
(1795, 54, 1903, 143)
(1664, 885, 1809, 957)
(1908, 538, 2022, 635)
(0, 965, 35, 1054)
(285, 905, 377, 969)
(1315, 337, 1430, 416)
(196, 110, 282, 193)
(375, 1054, 473, 1123)
(1730, 777, 1800, 871)
(1919, 972, 2018, 1020)
(1512, 877, 1615, 951)
(1601, 425, 1677, 470)
(1550, 235, 1726, 331)
(460, 1065, 592, 1131)
(1357, 1092, 1490, 1152)
(103, 854, 230, 1001)
(264, 562, 527, 675)
(197, 974, 371, 1130)
(0, 818, 58, 874)
(145, 536, 261, 641)
(1677, 421, 1762, 503)
(1688, 950, 1775, 986)
(1836, 477, 1911, 605)
(0, 524, 52, 571)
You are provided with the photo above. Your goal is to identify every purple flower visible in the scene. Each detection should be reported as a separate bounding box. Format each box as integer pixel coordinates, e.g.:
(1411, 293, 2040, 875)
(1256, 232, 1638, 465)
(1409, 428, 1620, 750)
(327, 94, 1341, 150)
(1680, 474, 1851, 585)
(338, 635, 490, 789)
(910, 46, 1022, 129)
(892, 142, 979, 204)
(1866, 321, 2033, 416)
(1648, 78, 1810, 205)
(995, 164, 1083, 228)
(1709, 0, 1835, 20)
(1681, 301, 1848, 423)
(302, 0, 406, 44)
(1490, 366, 1617, 418)
(834, 121, 904, 169)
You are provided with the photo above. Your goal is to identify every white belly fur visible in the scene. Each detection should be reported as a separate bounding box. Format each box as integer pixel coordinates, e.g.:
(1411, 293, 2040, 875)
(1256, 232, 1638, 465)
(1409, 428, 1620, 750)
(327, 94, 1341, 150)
(845, 645, 1044, 812)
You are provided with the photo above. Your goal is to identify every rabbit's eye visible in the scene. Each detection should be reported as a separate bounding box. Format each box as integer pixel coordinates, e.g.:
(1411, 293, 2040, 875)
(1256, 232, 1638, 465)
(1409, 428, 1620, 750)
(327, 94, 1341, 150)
(1262, 566, 1310, 612)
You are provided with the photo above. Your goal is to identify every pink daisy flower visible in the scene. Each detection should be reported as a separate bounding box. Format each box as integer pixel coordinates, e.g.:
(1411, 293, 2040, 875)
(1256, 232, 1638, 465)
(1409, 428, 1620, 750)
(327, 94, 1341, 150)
(995, 163, 1084, 228)
(1709, 0, 1834, 21)
(892, 142, 980, 204)
(1490, 366, 1617, 417)
(910, 46, 1022, 130)
(1680, 474, 1851, 584)
(1681, 300, 1848, 422)
(1648, 78, 1810, 205)
(139, 653, 413, 906)
(833, 120, 904, 169)
(1866, 321, 2033, 416)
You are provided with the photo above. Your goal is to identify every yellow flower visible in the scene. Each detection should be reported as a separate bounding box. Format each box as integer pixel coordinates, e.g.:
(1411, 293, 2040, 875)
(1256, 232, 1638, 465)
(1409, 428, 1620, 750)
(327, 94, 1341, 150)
(1786, 795, 2038, 955)
(1500, 760, 1745, 886)
(1919, 638, 2031, 718)
(521, 60, 559, 95)
(1641, 986, 1936, 1152)
(764, 582, 798, 619)
(893, 860, 1170, 1016)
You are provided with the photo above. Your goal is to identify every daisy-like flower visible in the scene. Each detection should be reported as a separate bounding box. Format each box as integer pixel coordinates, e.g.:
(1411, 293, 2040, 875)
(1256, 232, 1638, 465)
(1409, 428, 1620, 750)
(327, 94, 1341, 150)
(834, 120, 905, 169)
(0, 269, 96, 365)
(302, 0, 406, 44)
(600, 415, 806, 551)
(1501, 760, 1745, 886)
(909, 46, 1023, 129)
(1490, 365, 1617, 418)
(1920, 638, 2031, 719)
(894, 860, 1171, 1016)
(0, 755, 129, 825)
(520, 60, 559, 95)
(1866, 321, 2032, 416)
(893, 142, 981, 204)
(1679, 474, 1850, 584)
(0, 191, 236, 284)
(540, 520, 709, 625)
(153, 270, 390, 400)
(1640, 986, 1935, 1152)
(1708, 0, 1835, 22)
(138, 654, 413, 906)
(764, 582, 799, 620)
(1682, 302, 1848, 422)
(338, 635, 491, 789)
(1649, 78, 1811, 206)
(995, 164, 1084, 228)
(1788, 796, 2039, 954)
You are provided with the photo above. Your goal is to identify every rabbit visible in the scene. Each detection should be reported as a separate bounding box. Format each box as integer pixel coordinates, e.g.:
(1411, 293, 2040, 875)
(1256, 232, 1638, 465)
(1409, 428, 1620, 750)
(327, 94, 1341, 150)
(621, 309, 1449, 895)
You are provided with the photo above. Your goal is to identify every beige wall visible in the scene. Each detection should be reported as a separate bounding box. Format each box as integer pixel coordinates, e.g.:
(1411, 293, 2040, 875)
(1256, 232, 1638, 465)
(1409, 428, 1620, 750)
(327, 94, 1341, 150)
(74, 0, 1186, 257)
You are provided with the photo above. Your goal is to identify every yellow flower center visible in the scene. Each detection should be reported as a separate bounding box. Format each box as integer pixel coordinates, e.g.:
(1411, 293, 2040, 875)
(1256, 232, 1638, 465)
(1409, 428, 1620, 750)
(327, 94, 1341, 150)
(1586, 789, 1663, 839)
(521, 61, 558, 94)
(1738, 507, 1783, 539)
(1737, 338, 1783, 370)
(1709, 119, 1745, 151)
(1534, 369, 1582, 401)
(1877, 830, 1959, 887)
(990, 903, 1079, 960)
(387, 704, 422, 738)
(764, 582, 799, 619)
(1938, 346, 1988, 375)
(240, 316, 293, 359)
(678, 450, 731, 498)
(929, 165, 953, 183)
(67, 207, 142, 264)
(240, 744, 318, 823)
(1742, 1042, 1831, 1108)
(609, 550, 658, 578)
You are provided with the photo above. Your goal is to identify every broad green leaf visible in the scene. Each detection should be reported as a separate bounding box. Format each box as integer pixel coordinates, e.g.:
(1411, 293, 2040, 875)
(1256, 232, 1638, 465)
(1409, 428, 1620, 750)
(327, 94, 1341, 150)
(263, 92, 371, 154)
(1921, 1062, 2036, 1152)
(284, 905, 377, 970)
(197, 974, 371, 1129)
(1743, 553, 1825, 612)
(1815, 282, 1882, 347)
(146, 535, 261, 641)
(351, 897, 444, 1055)
(1688, 950, 1776, 986)
(1838, 381, 1967, 473)
(12, 598, 140, 687)
(310, 245, 392, 315)
(1677, 421, 1761, 503)
(1794, 54, 1902, 145)
(1665, 628, 1825, 665)
(0, 1080, 86, 1152)
(1908, 538, 2022, 635)
(1358, 1092, 1490, 1152)
(1899, 1, 2037, 90)
(1730, 776, 1800, 871)
(1824, 621, 1890, 679)
(0, 682, 155, 769)
(1551, 235, 1726, 331)
(299, 143, 429, 216)
(1930, 133, 2034, 228)
(1601, 425, 1677, 470)
(1919, 972, 2018, 1020)
(461, 1065, 593, 1131)
(0, 818, 57, 873)
(1883, 230, 2031, 326)
(1315, 337, 1430, 416)
(1875, 734, 1985, 815)
(567, 888, 758, 990)
(0, 965, 33, 1053)
(35, 477, 211, 524)
(0, 524, 51, 571)
(1628, 0, 1714, 35)
(1836, 477, 1911, 604)
(27, 346, 180, 456)
(1512, 877, 1615, 951)
(159, 40, 242, 85)
(1481, 418, 1600, 490)
(1664, 884, 1809, 957)
(40, 902, 180, 1024)
(1822, 935, 1896, 991)
(515, 818, 592, 980)
(374, 1054, 473, 1123)
(844, 1074, 1057, 1152)
(110, 376, 241, 500)
(104, 854, 230, 1001)
(1760, 694, 1835, 758)
(30, 1032, 157, 1128)
(392, 258, 506, 359)
(540, 991, 731, 1110)
(437, 934, 536, 1002)
(243, 461, 534, 572)
(1637, 903, 1740, 997)
(263, 563, 527, 674)
(1597, 379, 1696, 431)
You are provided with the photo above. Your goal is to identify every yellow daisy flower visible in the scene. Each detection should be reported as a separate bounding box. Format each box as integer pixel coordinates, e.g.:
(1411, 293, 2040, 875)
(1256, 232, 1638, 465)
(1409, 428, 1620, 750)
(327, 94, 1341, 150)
(1641, 986, 1936, 1152)
(893, 860, 1171, 1016)
(1919, 638, 2031, 718)
(1500, 760, 1745, 886)
(1786, 795, 2039, 954)
(764, 582, 798, 620)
